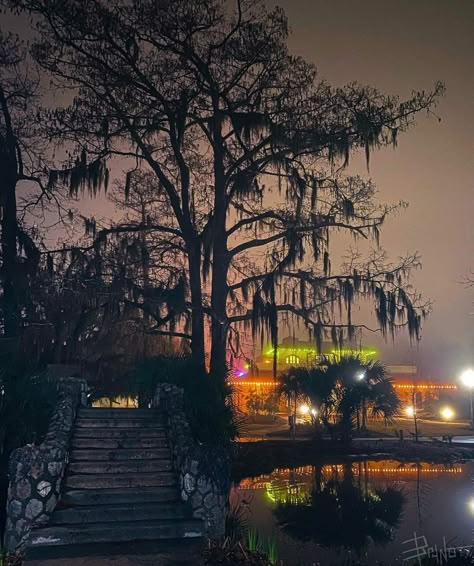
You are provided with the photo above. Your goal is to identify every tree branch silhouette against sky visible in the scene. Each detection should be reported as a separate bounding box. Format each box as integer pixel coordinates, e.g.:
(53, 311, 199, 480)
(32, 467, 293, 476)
(2, 0, 472, 378)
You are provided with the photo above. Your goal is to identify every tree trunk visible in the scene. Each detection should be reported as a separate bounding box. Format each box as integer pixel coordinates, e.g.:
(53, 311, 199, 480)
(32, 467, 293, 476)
(361, 399, 368, 431)
(209, 106, 229, 378)
(0, 86, 20, 342)
(188, 245, 206, 373)
(0, 172, 19, 341)
(209, 242, 229, 378)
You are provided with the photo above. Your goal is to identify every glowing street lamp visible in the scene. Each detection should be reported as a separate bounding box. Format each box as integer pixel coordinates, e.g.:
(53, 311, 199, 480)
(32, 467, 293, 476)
(440, 406, 455, 421)
(460, 368, 474, 429)
(299, 403, 310, 415)
(405, 406, 415, 418)
(355, 370, 366, 381)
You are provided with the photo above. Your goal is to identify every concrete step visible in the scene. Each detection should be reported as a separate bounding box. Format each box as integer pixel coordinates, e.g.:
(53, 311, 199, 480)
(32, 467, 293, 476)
(79, 409, 162, 419)
(74, 428, 167, 439)
(28, 519, 204, 547)
(63, 487, 179, 507)
(68, 460, 173, 474)
(71, 437, 169, 450)
(75, 419, 166, 429)
(51, 502, 190, 525)
(71, 448, 171, 461)
(65, 472, 175, 490)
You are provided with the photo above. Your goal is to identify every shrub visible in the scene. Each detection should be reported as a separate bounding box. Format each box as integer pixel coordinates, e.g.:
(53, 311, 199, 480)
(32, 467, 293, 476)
(0, 359, 57, 546)
(128, 354, 240, 446)
(0, 364, 57, 466)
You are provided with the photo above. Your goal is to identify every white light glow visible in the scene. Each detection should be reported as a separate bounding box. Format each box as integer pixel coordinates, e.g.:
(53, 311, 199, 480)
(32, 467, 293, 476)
(440, 406, 455, 421)
(405, 406, 415, 418)
(460, 369, 474, 389)
(310, 408, 318, 417)
(299, 404, 310, 415)
(356, 371, 366, 381)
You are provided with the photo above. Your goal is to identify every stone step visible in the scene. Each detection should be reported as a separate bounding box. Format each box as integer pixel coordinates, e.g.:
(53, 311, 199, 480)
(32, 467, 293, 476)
(75, 419, 165, 429)
(28, 519, 204, 547)
(71, 448, 171, 461)
(51, 502, 190, 525)
(79, 409, 162, 419)
(71, 437, 169, 450)
(68, 460, 173, 474)
(65, 472, 175, 489)
(74, 428, 167, 439)
(63, 487, 179, 507)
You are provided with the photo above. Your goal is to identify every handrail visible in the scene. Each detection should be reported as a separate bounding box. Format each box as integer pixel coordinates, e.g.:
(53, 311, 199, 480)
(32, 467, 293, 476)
(4, 377, 88, 553)
(152, 383, 229, 537)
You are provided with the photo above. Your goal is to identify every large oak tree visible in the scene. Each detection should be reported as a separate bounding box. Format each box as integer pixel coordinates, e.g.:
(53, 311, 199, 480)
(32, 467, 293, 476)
(8, 0, 443, 374)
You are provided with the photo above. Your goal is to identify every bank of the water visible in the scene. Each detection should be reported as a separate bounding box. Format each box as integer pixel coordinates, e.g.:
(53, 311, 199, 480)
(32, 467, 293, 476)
(234, 439, 474, 481)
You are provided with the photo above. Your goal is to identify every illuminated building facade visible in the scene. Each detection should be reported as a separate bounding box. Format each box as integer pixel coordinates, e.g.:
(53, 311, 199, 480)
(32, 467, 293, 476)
(231, 337, 458, 415)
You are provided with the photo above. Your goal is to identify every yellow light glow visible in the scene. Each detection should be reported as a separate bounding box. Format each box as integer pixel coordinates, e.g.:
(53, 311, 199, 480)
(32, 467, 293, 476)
(440, 406, 455, 421)
(394, 384, 457, 390)
(405, 406, 415, 417)
(468, 498, 474, 515)
(299, 403, 310, 415)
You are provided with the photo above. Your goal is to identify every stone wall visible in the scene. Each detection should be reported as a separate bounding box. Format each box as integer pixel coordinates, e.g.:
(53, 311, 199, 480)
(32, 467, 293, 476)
(153, 383, 230, 537)
(5, 378, 88, 553)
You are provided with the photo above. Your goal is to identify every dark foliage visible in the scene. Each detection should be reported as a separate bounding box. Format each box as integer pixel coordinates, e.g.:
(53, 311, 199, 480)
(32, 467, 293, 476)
(0, 361, 57, 468)
(0, 358, 57, 543)
(128, 354, 240, 446)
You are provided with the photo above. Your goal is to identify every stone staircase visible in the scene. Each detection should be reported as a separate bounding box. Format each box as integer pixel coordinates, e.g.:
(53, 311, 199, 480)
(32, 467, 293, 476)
(28, 408, 204, 548)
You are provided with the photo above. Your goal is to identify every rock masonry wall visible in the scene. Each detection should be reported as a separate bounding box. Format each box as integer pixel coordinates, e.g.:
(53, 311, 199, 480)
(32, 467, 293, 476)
(5, 378, 88, 553)
(153, 383, 230, 537)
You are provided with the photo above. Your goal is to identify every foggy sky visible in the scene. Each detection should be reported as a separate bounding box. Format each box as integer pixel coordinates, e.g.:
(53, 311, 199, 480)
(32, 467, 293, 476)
(267, 0, 474, 378)
(4, 1, 473, 379)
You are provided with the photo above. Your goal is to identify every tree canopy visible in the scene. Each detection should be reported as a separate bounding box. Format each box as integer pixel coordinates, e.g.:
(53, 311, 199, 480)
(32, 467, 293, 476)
(2, 0, 444, 374)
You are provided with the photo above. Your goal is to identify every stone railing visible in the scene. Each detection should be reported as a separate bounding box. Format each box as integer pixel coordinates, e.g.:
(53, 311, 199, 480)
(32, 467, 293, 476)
(5, 377, 88, 553)
(152, 383, 230, 537)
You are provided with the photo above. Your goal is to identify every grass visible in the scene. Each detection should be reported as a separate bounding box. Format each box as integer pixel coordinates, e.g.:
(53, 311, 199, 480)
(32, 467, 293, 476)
(367, 416, 473, 438)
(239, 412, 474, 441)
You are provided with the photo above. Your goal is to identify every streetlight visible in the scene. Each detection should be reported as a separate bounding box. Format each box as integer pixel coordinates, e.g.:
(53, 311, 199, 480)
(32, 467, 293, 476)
(405, 405, 415, 418)
(440, 406, 455, 421)
(460, 368, 474, 429)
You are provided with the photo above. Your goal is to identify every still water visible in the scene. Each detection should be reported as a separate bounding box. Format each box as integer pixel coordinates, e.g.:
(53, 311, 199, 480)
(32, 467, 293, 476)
(232, 460, 474, 565)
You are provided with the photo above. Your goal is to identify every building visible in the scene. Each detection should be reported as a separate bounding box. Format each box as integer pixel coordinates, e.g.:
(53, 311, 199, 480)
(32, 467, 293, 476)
(231, 337, 458, 415)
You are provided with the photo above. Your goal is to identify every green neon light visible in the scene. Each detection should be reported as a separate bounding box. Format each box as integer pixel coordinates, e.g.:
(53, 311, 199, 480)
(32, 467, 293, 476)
(263, 345, 378, 359)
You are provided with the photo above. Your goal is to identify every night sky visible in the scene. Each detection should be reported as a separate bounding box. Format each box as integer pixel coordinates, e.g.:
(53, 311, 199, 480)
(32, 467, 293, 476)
(4, 0, 473, 378)
(266, 0, 474, 378)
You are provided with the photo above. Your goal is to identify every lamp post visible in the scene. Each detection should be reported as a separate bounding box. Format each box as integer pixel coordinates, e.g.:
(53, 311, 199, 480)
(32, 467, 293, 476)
(460, 369, 474, 430)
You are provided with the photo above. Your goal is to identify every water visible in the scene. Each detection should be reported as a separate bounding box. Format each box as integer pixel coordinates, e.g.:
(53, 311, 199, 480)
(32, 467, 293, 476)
(232, 459, 474, 565)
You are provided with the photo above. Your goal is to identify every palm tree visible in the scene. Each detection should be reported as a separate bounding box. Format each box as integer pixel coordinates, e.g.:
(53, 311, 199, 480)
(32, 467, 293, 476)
(303, 366, 337, 434)
(316, 356, 400, 441)
(277, 367, 309, 434)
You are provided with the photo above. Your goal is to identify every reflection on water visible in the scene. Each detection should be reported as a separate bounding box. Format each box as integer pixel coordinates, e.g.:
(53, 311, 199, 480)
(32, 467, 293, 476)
(233, 460, 474, 565)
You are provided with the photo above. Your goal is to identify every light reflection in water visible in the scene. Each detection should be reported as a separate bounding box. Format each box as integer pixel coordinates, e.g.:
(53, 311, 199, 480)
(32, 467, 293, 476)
(233, 460, 473, 565)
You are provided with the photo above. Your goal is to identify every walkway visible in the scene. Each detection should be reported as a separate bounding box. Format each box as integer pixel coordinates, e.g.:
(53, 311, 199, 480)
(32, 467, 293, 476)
(27, 408, 203, 558)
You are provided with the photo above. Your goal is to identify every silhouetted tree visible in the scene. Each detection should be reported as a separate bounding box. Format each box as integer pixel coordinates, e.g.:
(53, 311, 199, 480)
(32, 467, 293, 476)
(277, 367, 309, 429)
(7, 0, 444, 374)
(0, 30, 47, 341)
(318, 356, 400, 440)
